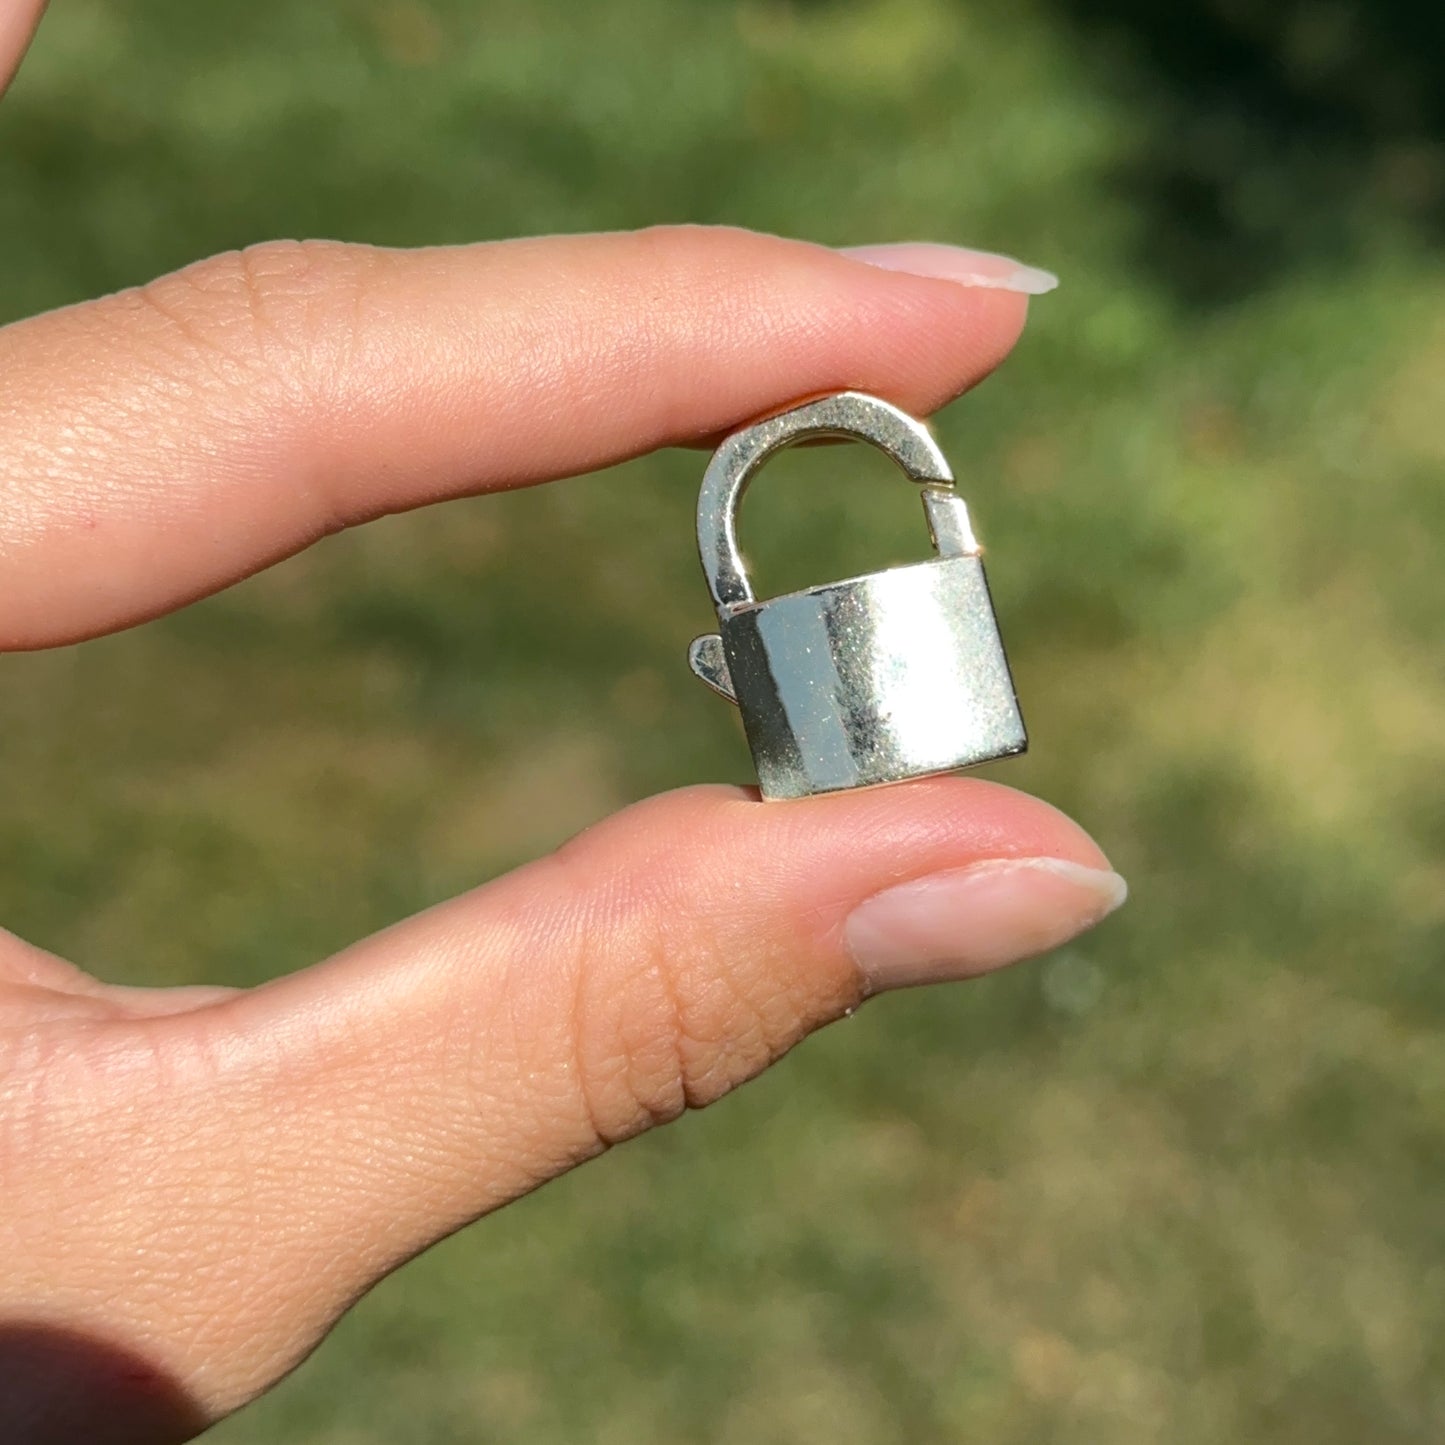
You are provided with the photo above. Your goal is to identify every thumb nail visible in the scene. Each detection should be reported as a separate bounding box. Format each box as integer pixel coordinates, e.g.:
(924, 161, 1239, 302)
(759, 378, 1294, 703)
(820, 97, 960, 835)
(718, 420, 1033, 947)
(845, 857, 1127, 992)
(841, 242, 1059, 295)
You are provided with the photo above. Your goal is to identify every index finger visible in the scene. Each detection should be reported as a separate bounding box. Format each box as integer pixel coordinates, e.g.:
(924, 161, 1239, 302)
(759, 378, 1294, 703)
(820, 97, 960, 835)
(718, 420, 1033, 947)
(0, 0, 46, 90)
(0, 227, 1034, 648)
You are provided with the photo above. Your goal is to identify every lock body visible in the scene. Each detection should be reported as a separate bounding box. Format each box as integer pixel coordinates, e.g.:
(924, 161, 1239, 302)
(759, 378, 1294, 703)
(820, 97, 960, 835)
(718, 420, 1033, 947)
(689, 391, 1027, 801)
(719, 553, 1025, 800)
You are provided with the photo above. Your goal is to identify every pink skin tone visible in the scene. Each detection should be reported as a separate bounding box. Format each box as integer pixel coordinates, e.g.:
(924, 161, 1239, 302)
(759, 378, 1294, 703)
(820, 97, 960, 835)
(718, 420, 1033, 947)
(0, 5, 1122, 1440)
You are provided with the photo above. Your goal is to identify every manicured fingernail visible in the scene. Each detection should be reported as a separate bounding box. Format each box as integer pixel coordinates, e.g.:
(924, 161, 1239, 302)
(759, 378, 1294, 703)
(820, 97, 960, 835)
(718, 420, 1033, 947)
(841, 242, 1059, 295)
(845, 857, 1126, 991)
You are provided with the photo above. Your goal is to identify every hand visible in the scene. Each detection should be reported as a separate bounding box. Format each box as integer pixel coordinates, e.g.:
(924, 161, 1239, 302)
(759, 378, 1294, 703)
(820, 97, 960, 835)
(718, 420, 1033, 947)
(0, 8, 1123, 1442)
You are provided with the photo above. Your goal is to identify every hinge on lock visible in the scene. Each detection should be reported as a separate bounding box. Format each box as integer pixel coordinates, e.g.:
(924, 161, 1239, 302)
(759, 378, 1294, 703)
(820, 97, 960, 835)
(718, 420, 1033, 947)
(688, 633, 736, 704)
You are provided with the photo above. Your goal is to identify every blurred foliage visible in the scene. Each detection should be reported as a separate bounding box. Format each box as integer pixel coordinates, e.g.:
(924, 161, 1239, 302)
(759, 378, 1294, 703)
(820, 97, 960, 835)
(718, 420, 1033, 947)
(1, 0, 1443, 1441)
(1046, 0, 1445, 301)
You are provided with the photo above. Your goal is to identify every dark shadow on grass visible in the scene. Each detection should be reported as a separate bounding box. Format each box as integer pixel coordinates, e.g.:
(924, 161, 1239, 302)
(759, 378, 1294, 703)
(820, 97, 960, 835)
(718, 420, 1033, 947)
(1037, 0, 1445, 302)
(0, 1324, 208, 1445)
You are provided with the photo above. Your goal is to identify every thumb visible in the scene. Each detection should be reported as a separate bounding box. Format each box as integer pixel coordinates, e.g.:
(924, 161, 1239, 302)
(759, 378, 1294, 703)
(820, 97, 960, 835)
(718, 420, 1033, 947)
(16, 778, 1124, 1422)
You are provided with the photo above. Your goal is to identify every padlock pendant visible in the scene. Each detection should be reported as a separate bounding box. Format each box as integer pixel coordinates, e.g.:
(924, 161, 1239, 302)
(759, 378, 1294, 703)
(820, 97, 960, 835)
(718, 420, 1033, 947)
(689, 391, 1027, 801)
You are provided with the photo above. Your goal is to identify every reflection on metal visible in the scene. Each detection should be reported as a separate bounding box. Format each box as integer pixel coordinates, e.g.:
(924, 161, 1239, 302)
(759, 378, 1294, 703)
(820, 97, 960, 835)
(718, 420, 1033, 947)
(688, 392, 1027, 801)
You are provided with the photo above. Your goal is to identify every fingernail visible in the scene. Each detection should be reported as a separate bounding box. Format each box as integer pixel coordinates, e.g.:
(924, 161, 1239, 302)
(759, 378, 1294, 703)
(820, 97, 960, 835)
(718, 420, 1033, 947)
(845, 857, 1126, 991)
(841, 242, 1059, 295)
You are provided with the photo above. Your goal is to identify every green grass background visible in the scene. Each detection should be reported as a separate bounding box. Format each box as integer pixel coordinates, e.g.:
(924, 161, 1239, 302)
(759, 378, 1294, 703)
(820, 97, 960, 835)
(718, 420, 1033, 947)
(2, 0, 1443, 1439)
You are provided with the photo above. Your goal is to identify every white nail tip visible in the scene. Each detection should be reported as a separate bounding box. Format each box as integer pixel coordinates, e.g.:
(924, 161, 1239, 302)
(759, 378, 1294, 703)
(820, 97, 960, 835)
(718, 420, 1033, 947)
(981, 265, 1060, 296)
(1010, 856, 1129, 910)
(839, 244, 1060, 296)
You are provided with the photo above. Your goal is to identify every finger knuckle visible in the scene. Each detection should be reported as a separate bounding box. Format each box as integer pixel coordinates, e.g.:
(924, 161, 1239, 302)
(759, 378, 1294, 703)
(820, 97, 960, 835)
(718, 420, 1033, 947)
(562, 868, 794, 1149)
(120, 240, 381, 402)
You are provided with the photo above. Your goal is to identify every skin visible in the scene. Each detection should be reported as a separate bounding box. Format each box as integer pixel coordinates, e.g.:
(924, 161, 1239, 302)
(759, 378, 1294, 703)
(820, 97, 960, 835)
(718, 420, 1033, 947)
(0, 5, 1115, 1439)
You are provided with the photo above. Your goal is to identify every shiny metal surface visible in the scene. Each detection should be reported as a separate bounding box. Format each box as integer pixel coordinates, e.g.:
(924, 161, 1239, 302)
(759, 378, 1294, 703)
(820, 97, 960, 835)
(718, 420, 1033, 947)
(690, 392, 1026, 800)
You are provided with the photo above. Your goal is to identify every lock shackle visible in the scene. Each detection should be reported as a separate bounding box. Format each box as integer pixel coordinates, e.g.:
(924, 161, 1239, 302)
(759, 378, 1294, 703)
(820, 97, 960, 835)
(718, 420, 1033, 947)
(697, 391, 972, 610)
